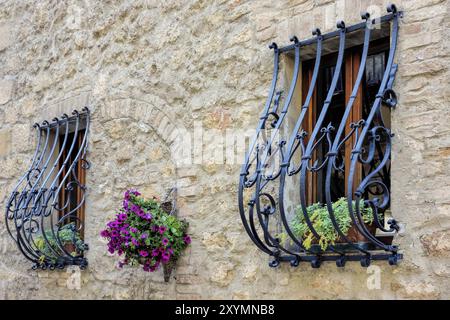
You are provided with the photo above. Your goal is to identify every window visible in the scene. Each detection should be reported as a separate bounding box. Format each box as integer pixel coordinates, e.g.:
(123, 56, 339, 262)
(58, 128, 87, 238)
(302, 39, 391, 205)
(5, 108, 90, 270)
(239, 5, 402, 268)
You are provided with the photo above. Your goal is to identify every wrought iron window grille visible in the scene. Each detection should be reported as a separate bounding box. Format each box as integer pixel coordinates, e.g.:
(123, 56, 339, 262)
(239, 4, 402, 268)
(6, 107, 91, 270)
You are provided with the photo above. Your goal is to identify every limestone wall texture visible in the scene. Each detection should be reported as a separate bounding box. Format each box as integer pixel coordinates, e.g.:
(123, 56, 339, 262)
(0, 0, 449, 299)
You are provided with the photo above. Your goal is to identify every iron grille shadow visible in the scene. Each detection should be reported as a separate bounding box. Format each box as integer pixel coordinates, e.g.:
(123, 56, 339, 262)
(5, 107, 91, 270)
(238, 4, 403, 268)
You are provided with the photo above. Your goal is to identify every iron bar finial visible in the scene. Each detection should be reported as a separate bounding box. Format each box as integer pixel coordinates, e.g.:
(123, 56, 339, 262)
(289, 35, 299, 44)
(387, 3, 397, 14)
(361, 12, 370, 20)
(337, 20, 346, 29)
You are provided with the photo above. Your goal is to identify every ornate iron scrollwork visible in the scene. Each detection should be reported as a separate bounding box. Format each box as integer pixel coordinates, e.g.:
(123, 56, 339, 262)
(5, 108, 90, 270)
(239, 4, 403, 268)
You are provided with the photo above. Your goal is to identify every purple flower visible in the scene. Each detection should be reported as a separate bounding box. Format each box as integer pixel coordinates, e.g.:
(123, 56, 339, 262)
(141, 233, 148, 239)
(108, 247, 114, 254)
(159, 226, 167, 235)
(139, 250, 149, 257)
(117, 213, 127, 221)
(144, 213, 152, 220)
(132, 238, 139, 246)
(183, 235, 191, 245)
(111, 230, 119, 237)
(151, 249, 159, 257)
(123, 199, 129, 210)
(162, 237, 169, 246)
(131, 204, 141, 215)
(108, 221, 119, 228)
(149, 260, 160, 272)
(130, 227, 138, 233)
(100, 230, 109, 238)
(125, 189, 141, 200)
(161, 251, 171, 263)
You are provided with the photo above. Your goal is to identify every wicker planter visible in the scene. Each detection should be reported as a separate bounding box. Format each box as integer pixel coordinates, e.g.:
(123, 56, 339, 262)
(163, 258, 176, 282)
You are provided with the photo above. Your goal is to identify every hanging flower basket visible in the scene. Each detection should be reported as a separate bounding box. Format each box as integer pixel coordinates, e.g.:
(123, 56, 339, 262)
(101, 189, 190, 281)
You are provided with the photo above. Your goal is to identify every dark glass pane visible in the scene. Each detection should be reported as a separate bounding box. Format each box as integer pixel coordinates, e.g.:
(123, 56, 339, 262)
(365, 52, 385, 85)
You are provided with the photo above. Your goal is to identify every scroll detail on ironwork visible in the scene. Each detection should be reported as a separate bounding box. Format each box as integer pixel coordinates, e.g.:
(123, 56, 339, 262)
(239, 4, 402, 268)
(5, 107, 90, 270)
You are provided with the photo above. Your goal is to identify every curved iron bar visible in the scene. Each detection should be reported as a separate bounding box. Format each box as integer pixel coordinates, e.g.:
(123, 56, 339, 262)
(12, 124, 52, 265)
(37, 112, 83, 267)
(5, 108, 90, 269)
(323, 14, 374, 264)
(297, 21, 348, 261)
(346, 4, 400, 262)
(51, 109, 90, 267)
(5, 122, 44, 244)
(21, 120, 62, 264)
(278, 29, 323, 259)
(238, 43, 281, 256)
(252, 36, 304, 264)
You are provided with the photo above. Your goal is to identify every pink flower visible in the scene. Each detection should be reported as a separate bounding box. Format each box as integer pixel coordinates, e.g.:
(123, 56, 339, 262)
(139, 250, 149, 257)
(144, 213, 152, 220)
(117, 213, 127, 221)
(161, 251, 171, 263)
(183, 235, 191, 245)
(158, 226, 167, 235)
(100, 230, 109, 238)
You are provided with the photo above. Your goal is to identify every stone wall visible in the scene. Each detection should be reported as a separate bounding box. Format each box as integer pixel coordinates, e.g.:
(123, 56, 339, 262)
(0, 0, 449, 299)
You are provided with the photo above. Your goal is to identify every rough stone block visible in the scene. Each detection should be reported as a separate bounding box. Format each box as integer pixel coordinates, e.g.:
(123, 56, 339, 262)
(0, 129, 11, 157)
(0, 79, 13, 105)
(420, 229, 450, 256)
(0, 24, 12, 52)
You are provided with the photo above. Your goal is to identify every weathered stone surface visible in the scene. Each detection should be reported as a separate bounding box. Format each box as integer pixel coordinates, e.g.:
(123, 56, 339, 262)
(210, 262, 234, 287)
(0, 24, 12, 52)
(0, 129, 11, 157)
(420, 229, 450, 256)
(392, 280, 441, 299)
(0, 79, 13, 105)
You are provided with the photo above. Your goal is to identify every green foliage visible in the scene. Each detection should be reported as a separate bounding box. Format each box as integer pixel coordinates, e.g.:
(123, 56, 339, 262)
(34, 222, 85, 262)
(289, 197, 375, 250)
